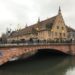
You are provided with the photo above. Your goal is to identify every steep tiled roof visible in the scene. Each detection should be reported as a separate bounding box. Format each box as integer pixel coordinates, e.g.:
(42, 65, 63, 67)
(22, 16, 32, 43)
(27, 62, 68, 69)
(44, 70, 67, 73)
(9, 16, 57, 38)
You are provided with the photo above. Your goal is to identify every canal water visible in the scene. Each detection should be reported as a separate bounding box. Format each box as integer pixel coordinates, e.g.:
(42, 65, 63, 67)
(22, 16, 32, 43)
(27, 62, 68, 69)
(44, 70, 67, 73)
(0, 49, 75, 75)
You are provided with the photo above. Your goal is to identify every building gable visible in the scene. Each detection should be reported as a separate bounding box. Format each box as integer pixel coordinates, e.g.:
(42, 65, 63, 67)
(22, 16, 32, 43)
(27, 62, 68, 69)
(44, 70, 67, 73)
(49, 8, 68, 39)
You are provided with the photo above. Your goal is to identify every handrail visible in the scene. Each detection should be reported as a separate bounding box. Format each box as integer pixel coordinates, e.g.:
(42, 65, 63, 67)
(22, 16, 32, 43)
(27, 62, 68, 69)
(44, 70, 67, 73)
(0, 42, 75, 47)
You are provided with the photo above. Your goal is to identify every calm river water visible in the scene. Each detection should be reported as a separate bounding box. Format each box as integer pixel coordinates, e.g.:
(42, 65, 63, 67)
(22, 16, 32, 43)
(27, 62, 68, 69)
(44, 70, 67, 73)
(0, 50, 75, 75)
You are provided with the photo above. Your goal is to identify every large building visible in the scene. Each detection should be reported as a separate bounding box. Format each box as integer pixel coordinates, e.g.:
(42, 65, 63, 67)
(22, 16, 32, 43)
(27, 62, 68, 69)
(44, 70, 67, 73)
(7, 7, 73, 43)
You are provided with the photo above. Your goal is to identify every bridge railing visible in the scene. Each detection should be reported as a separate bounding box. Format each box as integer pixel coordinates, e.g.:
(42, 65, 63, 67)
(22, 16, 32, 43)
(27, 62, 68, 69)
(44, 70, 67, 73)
(0, 41, 75, 47)
(0, 38, 75, 47)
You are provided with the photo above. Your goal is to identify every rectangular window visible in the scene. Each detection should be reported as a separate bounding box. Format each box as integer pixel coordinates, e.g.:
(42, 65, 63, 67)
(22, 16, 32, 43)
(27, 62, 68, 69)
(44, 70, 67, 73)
(57, 26, 59, 29)
(60, 33, 62, 36)
(55, 32, 57, 36)
(63, 33, 65, 37)
(62, 27, 64, 30)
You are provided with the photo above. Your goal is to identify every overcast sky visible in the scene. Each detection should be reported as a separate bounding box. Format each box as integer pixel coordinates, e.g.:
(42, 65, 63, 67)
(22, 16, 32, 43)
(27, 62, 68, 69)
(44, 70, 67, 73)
(0, 0, 75, 35)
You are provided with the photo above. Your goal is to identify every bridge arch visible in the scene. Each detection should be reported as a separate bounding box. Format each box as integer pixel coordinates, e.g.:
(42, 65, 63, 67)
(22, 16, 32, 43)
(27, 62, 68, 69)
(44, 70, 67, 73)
(36, 48, 69, 56)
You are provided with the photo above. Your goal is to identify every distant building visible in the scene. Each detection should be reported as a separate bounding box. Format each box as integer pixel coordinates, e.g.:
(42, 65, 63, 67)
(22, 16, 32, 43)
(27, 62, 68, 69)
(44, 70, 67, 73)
(7, 7, 75, 43)
(67, 26, 75, 42)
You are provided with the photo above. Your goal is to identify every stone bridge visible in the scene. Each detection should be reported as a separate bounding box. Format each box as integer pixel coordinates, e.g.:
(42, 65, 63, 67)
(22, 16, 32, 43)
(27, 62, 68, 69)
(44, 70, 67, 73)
(0, 43, 75, 66)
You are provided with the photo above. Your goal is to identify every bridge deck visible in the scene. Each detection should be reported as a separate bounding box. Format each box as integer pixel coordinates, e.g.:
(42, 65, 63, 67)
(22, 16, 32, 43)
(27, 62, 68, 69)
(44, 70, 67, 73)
(0, 43, 75, 66)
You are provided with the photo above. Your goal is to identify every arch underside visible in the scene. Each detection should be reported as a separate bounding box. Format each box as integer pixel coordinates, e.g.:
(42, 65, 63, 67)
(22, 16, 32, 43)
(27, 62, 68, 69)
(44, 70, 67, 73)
(37, 48, 68, 55)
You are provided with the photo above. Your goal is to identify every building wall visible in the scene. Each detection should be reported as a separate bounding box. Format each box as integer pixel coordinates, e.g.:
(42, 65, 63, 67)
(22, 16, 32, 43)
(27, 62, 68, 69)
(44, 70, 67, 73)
(69, 31, 75, 41)
(38, 30, 49, 40)
(49, 14, 68, 40)
(7, 14, 69, 43)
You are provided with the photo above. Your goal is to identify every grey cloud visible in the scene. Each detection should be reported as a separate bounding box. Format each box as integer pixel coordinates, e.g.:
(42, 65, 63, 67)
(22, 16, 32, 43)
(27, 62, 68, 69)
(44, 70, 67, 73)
(0, 0, 75, 35)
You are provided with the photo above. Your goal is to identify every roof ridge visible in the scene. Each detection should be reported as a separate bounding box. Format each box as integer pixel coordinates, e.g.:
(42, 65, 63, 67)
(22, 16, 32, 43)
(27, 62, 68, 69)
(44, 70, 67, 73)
(27, 15, 57, 28)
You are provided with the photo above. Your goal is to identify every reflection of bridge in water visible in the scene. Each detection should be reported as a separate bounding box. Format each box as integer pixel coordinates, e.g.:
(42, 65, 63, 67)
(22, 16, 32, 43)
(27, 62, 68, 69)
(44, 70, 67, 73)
(0, 55, 75, 75)
(0, 43, 75, 66)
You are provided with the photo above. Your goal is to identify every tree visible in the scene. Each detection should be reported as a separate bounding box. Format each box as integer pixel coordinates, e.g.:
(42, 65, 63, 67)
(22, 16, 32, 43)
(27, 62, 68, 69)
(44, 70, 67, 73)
(1, 34, 7, 43)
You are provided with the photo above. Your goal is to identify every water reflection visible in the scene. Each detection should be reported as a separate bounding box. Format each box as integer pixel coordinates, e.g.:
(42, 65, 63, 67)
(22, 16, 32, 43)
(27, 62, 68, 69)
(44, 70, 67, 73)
(0, 50, 75, 75)
(66, 68, 75, 75)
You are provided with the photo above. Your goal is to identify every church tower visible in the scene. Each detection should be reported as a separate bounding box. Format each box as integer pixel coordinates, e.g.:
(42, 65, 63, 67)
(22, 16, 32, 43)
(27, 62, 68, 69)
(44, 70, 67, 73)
(58, 6, 62, 15)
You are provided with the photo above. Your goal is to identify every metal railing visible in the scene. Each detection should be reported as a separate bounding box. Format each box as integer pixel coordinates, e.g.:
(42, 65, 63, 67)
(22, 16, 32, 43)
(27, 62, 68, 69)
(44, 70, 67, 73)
(0, 40, 75, 47)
